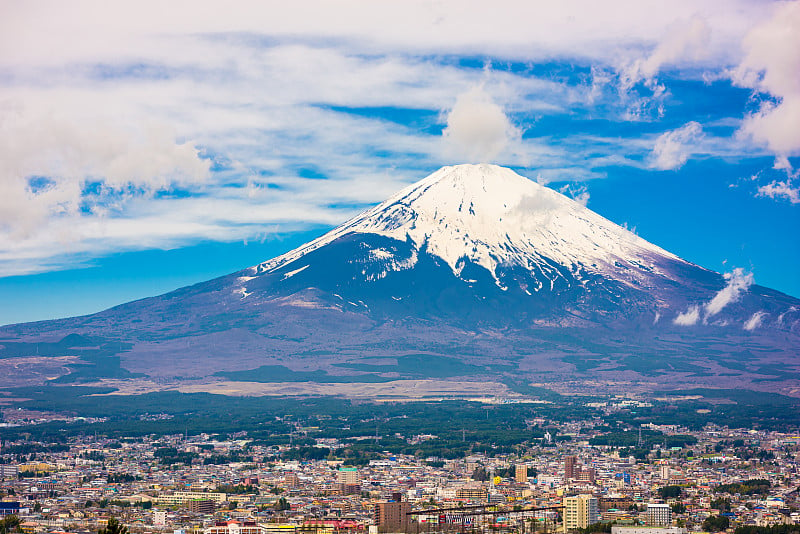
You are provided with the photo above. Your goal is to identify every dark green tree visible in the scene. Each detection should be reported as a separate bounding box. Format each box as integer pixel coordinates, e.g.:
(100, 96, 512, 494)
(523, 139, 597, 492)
(702, 515, 730, 532)
(0, 515, 21, 534)
(711, 498, 731, 512)
(98, 517, 129, 534)
(671, 503, 686, 514)
(472, 467, 488, 481)
(658, 485, 683, 499)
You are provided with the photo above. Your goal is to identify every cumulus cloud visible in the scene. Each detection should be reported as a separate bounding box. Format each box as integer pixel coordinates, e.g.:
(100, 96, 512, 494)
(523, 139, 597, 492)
(442, 85, 521, 163)
(674, 305, 700, 326)
(0, 102, 210, 238)
(733, 1, 800, 156)
(757, 180, 800, 204)
(650, 121, 704, 170)
(754, 155, 800, 204)
(744, 311, 767, 331)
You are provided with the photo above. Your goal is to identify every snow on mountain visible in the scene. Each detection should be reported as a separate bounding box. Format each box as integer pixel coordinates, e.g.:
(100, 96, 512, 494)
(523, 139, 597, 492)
(251, 164, 684, 292)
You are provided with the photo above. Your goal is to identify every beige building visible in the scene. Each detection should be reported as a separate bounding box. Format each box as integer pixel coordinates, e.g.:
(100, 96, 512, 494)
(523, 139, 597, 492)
(337, 467, 360, 485)
(157, 491, 227, 506)
(515, 464, 528, 483)
(455, 485, 488, 502)
(564, 494, 599, 531)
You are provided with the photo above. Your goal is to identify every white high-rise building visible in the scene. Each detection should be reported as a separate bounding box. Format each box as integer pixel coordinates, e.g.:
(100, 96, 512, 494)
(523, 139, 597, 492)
(646, 503, 672, 526)
(153, 510, 167, 526)
(564, 494, 599, 530)
(660, 465, 671, 480)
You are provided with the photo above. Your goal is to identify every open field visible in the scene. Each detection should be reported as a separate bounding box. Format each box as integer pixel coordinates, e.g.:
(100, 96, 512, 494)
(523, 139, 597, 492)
(85, 377, 520, 400)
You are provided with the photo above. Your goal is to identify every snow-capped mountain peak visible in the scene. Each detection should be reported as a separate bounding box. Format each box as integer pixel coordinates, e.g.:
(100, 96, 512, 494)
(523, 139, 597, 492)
(255, 164, 681, 285)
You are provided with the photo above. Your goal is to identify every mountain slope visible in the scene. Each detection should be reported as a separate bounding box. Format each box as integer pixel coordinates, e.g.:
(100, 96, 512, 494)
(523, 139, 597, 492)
(1, 164, 798, 394)
(233, 164, 794, 327)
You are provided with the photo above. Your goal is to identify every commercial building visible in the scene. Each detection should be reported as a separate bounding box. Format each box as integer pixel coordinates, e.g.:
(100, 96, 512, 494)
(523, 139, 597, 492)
(153, 510, 167, 526)
(564, 456, 595, 482)
(189, 500, 216, 514)
(515, 464, 528, 483)
(564, 494, 599, 531)
(337, 467, 360, 485)
(337, 483, 362, 495)
(261, 526, 303, 534)
(157, 491, 227, 506)
(455, 485, 488, 502)
(284, 472, 300, 488)
(565, 456, 578, 479)
(0, 502, 21, 516)
(660, 465, 671, 480)
(577, 468, 596, 483)
(646, 504, 672, 526)
(599, 496, 635, 512)
(204, 521, 262, 534)
(611, 528, 687, 534)
(373, 500, 412, 532)
(0, 465, 18, 480)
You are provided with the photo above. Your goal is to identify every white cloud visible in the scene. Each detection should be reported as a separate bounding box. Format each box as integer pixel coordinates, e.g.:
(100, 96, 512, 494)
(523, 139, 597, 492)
(558, 184, 590, 207)
(441, 85, 521, 163)
(774, 155, 793, 172)
(744, 311, 767, 331)
(705, 267, 754, 317)
(650, 121, 704, 170)
(754, 155, 800, 204)
(674, 268, 755, 326)
(0, 101, 210, 238)
(0, 0, 791, 278)
(757, 180, 800, 204)
(733, 1, 800, 156)
(0, 1, 765, 68)
(674, 305, 700, 326)
(621, 15, 711, 87)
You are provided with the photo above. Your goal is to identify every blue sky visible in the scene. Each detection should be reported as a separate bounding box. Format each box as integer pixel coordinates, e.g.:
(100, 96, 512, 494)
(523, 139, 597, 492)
(1, 1, 799, 326)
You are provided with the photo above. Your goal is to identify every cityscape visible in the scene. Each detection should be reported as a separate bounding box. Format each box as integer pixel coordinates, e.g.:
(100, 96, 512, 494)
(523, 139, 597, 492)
(1, 400, 799, 534)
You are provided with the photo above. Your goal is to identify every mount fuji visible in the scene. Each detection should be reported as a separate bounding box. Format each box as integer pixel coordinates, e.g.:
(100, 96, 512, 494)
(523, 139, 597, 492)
(2, 164, 798, 395)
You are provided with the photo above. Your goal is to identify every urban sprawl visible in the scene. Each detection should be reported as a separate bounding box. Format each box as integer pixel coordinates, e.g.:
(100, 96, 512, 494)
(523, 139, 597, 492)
(1, 412, 799, 534)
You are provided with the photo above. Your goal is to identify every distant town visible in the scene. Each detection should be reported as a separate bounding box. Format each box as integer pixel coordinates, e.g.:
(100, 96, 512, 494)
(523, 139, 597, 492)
(1, 412, 798, 534)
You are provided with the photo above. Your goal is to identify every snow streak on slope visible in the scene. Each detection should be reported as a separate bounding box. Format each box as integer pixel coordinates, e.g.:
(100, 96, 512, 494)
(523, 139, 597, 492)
(252, 164, 685, 287)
